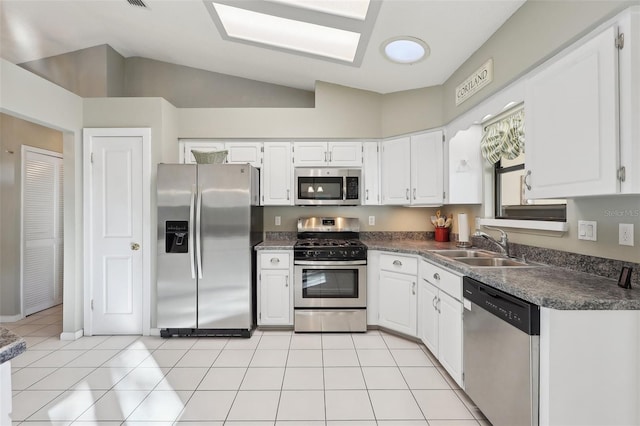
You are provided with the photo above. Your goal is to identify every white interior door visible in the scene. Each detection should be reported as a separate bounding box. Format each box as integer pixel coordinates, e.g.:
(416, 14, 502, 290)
(84, 129, 148, 335)
(22, 147, 63, 316)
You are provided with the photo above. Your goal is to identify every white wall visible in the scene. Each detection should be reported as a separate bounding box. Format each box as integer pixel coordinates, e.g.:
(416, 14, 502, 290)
(0, 58, 83, 336)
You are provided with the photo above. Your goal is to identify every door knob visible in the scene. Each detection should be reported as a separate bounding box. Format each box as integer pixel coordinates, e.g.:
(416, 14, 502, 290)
(131, 243, 140, 251)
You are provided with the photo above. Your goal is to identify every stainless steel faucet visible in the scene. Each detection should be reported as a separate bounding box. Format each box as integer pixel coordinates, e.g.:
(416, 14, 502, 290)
(473, 226, 510, 257)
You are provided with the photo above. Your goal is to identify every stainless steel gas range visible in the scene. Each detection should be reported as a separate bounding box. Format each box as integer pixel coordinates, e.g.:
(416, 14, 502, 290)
(293, 217, 367, 332)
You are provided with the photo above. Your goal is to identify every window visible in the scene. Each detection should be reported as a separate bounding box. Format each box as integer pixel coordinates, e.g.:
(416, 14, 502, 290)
(481, 105, 566, 222)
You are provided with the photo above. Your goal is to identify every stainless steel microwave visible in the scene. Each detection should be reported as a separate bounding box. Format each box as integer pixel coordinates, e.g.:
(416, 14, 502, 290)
(294, 168, 361, 206)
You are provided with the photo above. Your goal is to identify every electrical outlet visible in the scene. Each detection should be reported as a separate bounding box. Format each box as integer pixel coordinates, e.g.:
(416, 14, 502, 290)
(619, 223, 634, 246)
(578, 220, 597, 241)
(275, 216, 281, 226)
(369, 216, 375, 226)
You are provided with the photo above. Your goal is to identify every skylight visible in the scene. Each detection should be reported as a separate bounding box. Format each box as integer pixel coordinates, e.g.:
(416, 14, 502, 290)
(204, 0, 381, 66)
(213, 3, 361, 62)
(266, 0, 370, 20)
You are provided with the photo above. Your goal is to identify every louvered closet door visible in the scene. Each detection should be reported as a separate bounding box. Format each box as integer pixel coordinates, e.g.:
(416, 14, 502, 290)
(22, 148, 63, 316)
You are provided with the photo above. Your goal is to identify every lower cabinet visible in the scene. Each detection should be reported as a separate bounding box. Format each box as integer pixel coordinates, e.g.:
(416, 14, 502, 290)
(378, 254, 418, 336)
(418, 259, 463, 386)
(257, 251, 293, 326)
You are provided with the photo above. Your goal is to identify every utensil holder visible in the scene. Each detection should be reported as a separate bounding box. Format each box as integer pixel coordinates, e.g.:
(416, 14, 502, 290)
(434, 227, 450, 242)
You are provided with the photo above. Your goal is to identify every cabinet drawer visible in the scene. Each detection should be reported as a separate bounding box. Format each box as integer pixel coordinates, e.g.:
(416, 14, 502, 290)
(260, 252, 290, 269)
(420, 259, 462, 301)
(380, 254, 417, 275)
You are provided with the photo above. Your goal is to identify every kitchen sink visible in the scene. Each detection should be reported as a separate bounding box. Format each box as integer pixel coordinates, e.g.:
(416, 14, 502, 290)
(454, 257, 531, 267)
(430, 249, 496, 258)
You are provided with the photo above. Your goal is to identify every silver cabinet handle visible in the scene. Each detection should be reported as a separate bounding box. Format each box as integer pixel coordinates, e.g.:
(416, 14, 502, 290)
(392, 260, 402, 266)
(413, 188, 416, 200)
(329, 151, 332, 162)
(433, 273, 440, 281)
(130, 242, 140, 251)
(324, 151, 328, 162)
(524, 170, 532, 191)
(437, 297, 441, 314)
(405, 188, 410, 200)
(365, 189, 369, 200)
(271, 257, 280, 264)
(432, 296, 438, 310)
(285, 276, 289, 287)
(286, 189, 290, 200)
(412, 282, 416, 295)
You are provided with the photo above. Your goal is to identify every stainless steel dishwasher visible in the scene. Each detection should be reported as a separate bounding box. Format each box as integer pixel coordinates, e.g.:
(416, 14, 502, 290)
(463, 276, 540, 426)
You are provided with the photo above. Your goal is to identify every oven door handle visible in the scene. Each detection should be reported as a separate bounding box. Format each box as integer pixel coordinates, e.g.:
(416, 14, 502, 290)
(294, 260, 367, 266)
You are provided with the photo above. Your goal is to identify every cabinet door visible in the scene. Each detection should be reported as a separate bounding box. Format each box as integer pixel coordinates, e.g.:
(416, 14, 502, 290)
(259, 269, 291, 325)
(448, 125, 483, 204)
(262, 142, 293, 205)
(411, 130, 444, 205)
(525, 26, 619, 198)
(328, 142, 362, 166)
(381, 137, 411, 205)
(225, 142, 263, 168)
(293, 142, 327, 166)
(362, 142, 380, 205)
(181, 141, 225, 164)
(418, 279, 439, 355)
(438, 291, 463, 386)
(378, 270, 417, 336)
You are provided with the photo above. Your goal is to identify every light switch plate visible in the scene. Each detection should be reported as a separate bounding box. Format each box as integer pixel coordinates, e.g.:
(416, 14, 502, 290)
(619, 223, 634, 246)
(275, 216, 281, 226)
(578, 220, 597, 241)
(369, 216, 375, 226)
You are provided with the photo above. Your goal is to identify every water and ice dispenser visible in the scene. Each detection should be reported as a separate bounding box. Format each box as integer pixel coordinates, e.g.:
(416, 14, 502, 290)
(165, 221, 189, 253)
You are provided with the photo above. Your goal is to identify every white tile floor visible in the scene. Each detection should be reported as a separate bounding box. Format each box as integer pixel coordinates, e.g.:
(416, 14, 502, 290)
(3, 306, 490, 425)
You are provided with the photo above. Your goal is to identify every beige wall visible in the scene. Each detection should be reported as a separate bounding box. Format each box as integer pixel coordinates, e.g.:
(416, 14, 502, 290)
(381, 86, 443, 138)
(0, 114, 63, 316)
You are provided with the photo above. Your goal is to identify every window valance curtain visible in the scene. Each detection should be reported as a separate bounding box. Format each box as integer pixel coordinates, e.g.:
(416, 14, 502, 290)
(480, 108, 525, 164)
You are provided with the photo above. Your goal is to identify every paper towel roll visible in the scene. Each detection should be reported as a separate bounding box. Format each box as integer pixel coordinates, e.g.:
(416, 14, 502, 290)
(458, 213, 470, 242)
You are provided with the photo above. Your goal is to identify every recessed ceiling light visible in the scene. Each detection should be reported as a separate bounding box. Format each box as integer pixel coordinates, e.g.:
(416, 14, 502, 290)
(381, 37, 430, 64)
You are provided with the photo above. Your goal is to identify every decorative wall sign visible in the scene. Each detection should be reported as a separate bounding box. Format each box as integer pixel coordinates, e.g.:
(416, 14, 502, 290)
(455, 59, 493, 106)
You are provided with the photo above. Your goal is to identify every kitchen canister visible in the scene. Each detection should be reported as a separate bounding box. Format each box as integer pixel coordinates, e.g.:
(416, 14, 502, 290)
(435, 227, 450, 242)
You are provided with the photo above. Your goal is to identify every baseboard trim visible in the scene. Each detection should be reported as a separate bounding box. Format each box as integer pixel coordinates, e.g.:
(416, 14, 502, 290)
(0, 314, 23, 323)
(60, 329, 84, 341)
(149, 328, 161, 337)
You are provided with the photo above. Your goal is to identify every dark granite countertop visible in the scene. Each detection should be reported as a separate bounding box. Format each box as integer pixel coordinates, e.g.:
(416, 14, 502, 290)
(0, 327, 27, 364)
(255, 240, 296, 250)
(255, 238, 640, 310)
(364, 240, 640, 311)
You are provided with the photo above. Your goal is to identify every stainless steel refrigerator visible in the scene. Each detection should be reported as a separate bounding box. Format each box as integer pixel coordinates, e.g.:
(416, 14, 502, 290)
(157, 163, 263, 337)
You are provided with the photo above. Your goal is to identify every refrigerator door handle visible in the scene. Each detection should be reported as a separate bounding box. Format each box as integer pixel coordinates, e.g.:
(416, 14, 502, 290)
(189, 185, 196, 279)
(196, 185, 204, 279)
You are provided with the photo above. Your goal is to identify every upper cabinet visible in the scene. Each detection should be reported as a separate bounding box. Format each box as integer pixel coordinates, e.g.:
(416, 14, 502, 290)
(381, 130, 444, 206)
(447, 125, 483, 204)
(524, 26, 620, 198)
(262, 142, 293, 206)
(362, 142, 380, 205)
(181, 140, 263, 168)
(293, 141, 362, 167)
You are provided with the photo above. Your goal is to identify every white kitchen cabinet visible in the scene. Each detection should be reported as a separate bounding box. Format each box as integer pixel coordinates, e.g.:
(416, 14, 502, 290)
(293, 141, 362, 167)
(362, 142, 380, 205)
(378, 253, 418, 336)
(381, 136, 411, 205)
(225, 142, 263, 168)
(411, 130, 444, 205)
(181, 141, 225, 164)
(262, 142, 293, 205)
(381, 131, 444, 206)
(447, 125, 483, 204)
(180, 140, 263, 168)
(524, 26, 619, 198)
(257, 251, 293, 326)
(418, 259, 463, 386)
